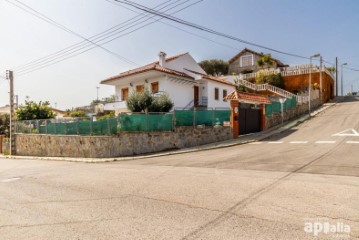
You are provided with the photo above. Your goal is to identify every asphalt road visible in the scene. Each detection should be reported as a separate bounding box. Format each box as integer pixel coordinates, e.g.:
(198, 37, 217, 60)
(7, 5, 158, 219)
(0, 96, 358, 239)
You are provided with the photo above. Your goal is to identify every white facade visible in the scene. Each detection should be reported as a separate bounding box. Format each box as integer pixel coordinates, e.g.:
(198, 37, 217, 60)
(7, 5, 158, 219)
(205, 80, 233, 109)
(101, 52, 235, 113)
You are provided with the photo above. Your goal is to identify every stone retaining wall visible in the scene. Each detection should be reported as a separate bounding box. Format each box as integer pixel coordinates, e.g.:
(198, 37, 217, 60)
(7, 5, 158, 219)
(15, 126, 232, 158)
(266, 99, 321, 129)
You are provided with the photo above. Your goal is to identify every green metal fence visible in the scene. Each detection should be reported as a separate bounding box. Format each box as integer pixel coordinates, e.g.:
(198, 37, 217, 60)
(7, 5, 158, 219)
(16, 117, 119, 135)
(120, 113, 173, 131)
(265, 97, 298, 116)
(175, 109, 231, 126)
(15, 109, 231, 135)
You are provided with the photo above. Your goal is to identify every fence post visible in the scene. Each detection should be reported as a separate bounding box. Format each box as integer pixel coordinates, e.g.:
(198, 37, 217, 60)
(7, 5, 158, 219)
(146, 112, 149, 132)
(45, 120, 48, 134)
(118, 113, 121, 133)
(36, 120, 40, 134)
(64, 121, 67, 135)
(76, 118, 79, 135)
(90, 117, 93, 135)
(107, 118, 111, 135)
(54, 119, 57, 134)
(172, 112, 176, 131)
(212, 109, 215, 126)
(193, 108, 196, 127)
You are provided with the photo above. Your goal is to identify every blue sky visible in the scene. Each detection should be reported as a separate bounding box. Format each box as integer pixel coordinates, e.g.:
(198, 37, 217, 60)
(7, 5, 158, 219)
(0, 0, 358, 109)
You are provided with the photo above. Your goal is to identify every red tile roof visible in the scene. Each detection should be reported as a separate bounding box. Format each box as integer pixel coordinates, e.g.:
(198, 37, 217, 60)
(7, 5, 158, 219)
(101, 53, 191, 84)
(225, 91, 272, 104)
(184, 69, 235, 86)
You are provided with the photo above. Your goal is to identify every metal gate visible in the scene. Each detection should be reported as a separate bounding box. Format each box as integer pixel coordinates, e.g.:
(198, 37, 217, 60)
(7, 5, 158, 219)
(239, 104, 261, 135)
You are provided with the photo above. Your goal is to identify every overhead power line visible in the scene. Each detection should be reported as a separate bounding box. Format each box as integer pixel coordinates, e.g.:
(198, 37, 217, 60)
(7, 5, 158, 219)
(12, 0, 180, 74)
(8, 0, 202, 76)
(5, 0, 138, 66)
(116, 0, 359, 72)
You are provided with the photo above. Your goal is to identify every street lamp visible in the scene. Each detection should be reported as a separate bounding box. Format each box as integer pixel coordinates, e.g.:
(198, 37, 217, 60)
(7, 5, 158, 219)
(96, 86, 100, 101)
(341, 63, 348, 96)
(309, 53, 320, 116)
(278, 97, 286, 124)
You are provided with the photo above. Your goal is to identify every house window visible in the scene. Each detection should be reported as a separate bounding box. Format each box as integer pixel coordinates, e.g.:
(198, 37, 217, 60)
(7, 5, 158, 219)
(223, 89, 227, 101)
(240, 54, 253, 67)
(136, 85, 144, 92)
(121, 88, 129, 101)
(151, 82, 159, 93)
(214, 88, 219, 100)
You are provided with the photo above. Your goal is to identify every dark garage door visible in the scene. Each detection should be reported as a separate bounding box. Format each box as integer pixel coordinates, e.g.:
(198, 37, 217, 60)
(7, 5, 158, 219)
(239, 105, 261, 135)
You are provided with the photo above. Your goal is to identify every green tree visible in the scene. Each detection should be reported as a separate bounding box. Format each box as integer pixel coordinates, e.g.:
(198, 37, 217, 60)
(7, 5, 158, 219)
(256, 54, 276, 69)
(199, 59, 229, 76)
(0, 114, 10, 137)
(16, 101, 55, 120)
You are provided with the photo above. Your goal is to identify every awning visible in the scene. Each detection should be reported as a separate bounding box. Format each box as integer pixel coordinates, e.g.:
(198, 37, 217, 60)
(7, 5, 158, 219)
(224, 91, 271, 104)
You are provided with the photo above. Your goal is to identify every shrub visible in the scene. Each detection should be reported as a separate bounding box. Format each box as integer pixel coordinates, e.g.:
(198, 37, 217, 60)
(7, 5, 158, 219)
(148, 94, 173, 112)
(0, 114, 10, 137)
(255, 71, 283, 88)
(126, 90, 152, 112)
(126, 90, 173, 113)
(67, 111, 86, 118)
(97, 111, 115, 120)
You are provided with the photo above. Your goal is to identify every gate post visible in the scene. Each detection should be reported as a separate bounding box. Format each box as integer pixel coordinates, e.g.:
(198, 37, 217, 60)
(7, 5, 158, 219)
(230, 100, 239, 138)
(260, 104, 266, 131)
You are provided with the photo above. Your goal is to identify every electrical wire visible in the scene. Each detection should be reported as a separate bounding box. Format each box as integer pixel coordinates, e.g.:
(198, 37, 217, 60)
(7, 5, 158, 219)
(116, 0, 359, 72)
(11, 0, 177, 72)
(15, 0, 202, 76)
(5, 0, 138, 66)
(8, 0, 201, 76)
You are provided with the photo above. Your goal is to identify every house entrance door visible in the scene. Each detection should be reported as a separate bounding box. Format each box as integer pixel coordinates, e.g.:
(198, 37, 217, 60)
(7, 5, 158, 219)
(194, 86, 199, 106)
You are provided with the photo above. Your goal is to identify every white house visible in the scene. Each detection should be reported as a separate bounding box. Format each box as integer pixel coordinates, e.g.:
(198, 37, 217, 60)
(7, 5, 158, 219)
(101, 52, 235, 114)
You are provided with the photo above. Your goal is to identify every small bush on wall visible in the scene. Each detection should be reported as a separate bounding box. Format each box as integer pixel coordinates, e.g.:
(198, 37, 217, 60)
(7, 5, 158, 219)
(255, 70, 283, 88)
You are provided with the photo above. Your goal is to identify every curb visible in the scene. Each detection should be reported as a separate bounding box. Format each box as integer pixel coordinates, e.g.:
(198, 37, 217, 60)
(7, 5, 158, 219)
(2, 99, 340, 163)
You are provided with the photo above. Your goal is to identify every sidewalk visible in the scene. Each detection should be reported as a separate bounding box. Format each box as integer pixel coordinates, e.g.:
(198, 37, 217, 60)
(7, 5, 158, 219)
(2, 98, 340, 163)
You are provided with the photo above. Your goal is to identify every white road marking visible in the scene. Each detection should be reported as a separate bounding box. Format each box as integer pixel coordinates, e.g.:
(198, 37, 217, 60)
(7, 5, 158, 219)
(289, 141, 308, 144)
(347, 141, 359, 144)
(332, 129, 359, 137)
(268, 141, 283, 144)
(1, 177, 21, 183)
(315, 141, 336, 144)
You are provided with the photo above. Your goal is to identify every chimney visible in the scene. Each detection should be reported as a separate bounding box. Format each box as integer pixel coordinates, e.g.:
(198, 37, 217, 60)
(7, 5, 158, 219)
(158, 51, 167, 66)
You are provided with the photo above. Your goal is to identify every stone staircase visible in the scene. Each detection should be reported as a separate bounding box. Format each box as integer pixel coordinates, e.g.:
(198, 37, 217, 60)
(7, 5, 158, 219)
(236, 79, 309, 104)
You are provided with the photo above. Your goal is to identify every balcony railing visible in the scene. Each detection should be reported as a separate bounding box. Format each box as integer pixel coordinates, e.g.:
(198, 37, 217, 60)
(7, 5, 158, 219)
(104, 101, 127, 111)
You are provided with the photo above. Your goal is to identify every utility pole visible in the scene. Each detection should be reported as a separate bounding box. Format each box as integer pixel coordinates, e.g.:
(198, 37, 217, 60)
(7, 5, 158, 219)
(6, 70, 15, 155)
(335, 57, 338, 97)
